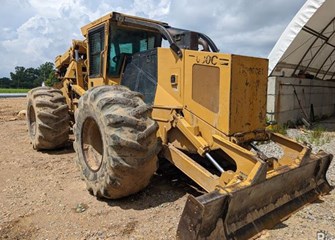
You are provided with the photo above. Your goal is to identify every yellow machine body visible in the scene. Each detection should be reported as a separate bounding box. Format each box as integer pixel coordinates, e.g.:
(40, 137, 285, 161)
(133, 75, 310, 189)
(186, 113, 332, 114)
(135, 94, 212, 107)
(154, 49, 268, 142)
(54, 12, 333, 239)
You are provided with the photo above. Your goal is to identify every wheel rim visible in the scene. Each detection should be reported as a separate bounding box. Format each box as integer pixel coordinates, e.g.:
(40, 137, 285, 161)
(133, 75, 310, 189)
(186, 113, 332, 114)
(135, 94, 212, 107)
(29, 105, 36, 137)
(82, 117, 103, 172)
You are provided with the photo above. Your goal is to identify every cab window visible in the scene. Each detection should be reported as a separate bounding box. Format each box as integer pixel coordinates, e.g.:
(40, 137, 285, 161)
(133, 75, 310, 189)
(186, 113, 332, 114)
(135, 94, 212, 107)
(88, 25, 105, 77)
(107, 25, 161, 76)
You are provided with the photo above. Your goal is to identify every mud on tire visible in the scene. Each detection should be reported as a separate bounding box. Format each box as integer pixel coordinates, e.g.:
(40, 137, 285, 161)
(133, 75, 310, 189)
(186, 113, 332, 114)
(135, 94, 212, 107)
(73, 85, 160, 199)
(27, 87, 70, 150)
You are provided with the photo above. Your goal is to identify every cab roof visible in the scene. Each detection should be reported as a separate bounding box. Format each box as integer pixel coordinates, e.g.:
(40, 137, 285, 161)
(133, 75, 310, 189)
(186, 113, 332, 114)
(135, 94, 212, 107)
(80, 12, 169, 37)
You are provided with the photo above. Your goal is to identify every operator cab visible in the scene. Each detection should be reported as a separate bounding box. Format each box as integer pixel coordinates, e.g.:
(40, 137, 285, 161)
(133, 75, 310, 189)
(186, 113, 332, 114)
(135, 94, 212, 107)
(83, 12, 219, 103)
(103, 17, 218, 78)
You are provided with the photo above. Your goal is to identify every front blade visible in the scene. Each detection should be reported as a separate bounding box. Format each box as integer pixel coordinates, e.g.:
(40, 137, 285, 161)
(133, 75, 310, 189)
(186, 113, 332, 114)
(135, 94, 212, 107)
(177, 151, 332, 240)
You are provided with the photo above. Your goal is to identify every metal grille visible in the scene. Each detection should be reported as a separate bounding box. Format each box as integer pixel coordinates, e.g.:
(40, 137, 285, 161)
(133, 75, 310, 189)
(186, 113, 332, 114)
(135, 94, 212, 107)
(122, 49, 158, 104)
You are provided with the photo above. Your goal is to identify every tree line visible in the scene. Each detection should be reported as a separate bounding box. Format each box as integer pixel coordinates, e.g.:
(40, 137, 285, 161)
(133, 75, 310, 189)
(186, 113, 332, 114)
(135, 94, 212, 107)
(0, 62, 58, 89)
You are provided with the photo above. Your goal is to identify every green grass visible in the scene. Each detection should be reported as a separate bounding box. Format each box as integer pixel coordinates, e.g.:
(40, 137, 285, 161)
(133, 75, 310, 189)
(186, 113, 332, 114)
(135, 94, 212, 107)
(295, 125, 331, 146)
(269, 124, 288, 135)
(0, 88, 30, 93)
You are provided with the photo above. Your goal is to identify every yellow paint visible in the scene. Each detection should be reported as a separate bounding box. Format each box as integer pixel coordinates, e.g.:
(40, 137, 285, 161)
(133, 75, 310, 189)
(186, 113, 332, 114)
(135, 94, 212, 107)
(54, 12, 326, 201)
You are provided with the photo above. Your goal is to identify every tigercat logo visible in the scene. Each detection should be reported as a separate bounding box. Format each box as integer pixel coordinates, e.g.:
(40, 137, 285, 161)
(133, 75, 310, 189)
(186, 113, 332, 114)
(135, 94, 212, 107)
(239, 64, 264, 75)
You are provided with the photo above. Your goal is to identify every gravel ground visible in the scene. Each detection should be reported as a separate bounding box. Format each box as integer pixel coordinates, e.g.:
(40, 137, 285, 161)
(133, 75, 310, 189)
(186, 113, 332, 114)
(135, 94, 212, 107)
(257, 122, 335, 240)
(0, 98, 334, 240)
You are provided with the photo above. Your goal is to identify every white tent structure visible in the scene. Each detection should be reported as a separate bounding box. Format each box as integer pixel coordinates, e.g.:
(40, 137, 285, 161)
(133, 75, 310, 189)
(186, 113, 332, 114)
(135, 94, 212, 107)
(267, 0, 335, 124)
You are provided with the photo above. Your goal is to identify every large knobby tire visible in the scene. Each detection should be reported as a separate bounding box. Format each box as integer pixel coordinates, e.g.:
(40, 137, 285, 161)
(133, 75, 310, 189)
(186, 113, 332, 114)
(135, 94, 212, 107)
(73, 85, 160, 199)
(27, 87, 70, 150)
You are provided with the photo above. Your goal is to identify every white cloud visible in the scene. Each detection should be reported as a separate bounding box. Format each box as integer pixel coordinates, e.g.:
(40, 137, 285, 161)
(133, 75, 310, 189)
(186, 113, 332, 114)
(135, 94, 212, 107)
(131, 0, 171, 19)
(165, 0, 306, 57)
(0, 0, 99, 76)
(0, 0, 305, 77)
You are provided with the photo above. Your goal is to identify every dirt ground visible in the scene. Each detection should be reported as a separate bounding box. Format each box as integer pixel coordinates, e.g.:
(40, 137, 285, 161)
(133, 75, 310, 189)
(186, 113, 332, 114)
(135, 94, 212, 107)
(0, 97, 334, 240)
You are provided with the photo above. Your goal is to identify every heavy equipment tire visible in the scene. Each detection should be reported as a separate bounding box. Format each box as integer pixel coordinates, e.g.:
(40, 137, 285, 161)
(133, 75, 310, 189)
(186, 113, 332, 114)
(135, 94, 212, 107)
(73, 85, 160, 199)
(27, 87, 70, 150)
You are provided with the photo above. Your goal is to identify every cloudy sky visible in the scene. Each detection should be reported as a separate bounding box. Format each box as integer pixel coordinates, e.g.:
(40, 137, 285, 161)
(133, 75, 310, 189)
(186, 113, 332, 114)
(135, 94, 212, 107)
(0, 0, 306, 77)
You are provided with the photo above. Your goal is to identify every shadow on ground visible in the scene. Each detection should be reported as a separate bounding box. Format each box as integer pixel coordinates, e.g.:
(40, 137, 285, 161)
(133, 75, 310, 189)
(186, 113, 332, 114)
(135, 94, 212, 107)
(99, 159, 203, 210)
(40, 140, 75, 155)
(272, 222, 289, 230)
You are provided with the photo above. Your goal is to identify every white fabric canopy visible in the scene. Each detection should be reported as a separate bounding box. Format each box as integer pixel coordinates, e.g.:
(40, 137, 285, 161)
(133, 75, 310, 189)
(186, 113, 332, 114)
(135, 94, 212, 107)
(268, 0, 335, 80)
